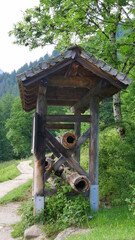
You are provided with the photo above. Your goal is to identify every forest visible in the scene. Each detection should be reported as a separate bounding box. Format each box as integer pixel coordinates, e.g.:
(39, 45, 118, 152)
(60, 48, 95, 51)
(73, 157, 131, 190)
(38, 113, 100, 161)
(0, 0, 135, 239)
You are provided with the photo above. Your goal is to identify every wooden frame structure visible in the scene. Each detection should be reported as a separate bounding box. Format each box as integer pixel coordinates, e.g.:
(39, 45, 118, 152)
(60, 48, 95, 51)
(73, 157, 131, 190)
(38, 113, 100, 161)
(17, 45, 131, 214)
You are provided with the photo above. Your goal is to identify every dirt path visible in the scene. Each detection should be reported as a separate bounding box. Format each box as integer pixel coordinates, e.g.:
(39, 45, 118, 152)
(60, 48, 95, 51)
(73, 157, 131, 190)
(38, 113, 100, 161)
(0, 160, 33, 240)
(0, 202, 21, 240)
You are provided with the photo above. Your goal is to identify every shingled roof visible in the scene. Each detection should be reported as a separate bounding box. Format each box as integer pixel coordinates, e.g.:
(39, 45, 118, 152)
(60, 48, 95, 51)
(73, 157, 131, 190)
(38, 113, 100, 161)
(17, 45, 132, 112)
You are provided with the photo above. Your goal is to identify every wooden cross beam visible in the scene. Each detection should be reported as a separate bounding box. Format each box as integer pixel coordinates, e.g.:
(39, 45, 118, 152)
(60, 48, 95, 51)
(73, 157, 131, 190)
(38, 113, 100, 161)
(70, 80, 109, 113)
(53, 156, 66, 172)
(46, 140, 61, 158)
(72, 128, 90, 152)
(46, 123, 74, 129)
(46, 115, 91, 123)
(46, 128, 90, 157)
(46, 129, 88, 177)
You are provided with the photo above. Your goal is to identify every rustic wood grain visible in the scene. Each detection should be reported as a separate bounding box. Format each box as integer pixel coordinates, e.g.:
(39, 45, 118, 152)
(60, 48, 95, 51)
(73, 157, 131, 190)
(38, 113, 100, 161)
(89, 97, 99, 185)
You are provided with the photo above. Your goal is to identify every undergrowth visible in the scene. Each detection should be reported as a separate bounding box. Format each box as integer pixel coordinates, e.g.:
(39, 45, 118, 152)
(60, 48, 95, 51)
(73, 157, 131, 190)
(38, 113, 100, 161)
(0, 160, 20, 182)
(12, 183, 90, 239)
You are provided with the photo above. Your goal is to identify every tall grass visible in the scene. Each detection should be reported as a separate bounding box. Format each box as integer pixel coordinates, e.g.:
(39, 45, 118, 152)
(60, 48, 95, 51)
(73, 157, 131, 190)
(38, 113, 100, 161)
(0, 160, 20, 182)
(0, 179, 32, 204)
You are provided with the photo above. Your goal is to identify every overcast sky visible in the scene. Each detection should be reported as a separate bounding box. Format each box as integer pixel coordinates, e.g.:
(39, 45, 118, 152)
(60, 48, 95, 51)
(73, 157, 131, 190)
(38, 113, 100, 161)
(0, 0, 54, 73)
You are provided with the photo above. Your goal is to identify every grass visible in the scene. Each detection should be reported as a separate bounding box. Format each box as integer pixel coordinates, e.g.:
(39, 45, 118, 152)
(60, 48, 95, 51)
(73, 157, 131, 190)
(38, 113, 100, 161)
(0, 179, 32, 204)
(0, 160, 21, 182)
(67, 206, 135, 240)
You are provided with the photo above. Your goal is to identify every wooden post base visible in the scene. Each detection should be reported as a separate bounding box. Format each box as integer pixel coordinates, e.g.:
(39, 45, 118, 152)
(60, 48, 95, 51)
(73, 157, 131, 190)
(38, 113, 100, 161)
(34, 195, 44, 215)
(90, 185, 99, 212)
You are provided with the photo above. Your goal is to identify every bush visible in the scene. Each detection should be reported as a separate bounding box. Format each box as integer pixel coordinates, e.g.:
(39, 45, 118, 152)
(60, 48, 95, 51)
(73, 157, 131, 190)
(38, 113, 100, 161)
(99, 128, 135, 206)
(12, 183, 90, 239)
(44, 184, 90, 237)
(126, 185, 135, 215)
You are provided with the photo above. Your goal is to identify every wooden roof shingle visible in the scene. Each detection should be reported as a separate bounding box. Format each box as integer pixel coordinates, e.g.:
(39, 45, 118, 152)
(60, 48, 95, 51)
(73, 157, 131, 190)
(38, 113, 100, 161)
(17, 45, 132, 112)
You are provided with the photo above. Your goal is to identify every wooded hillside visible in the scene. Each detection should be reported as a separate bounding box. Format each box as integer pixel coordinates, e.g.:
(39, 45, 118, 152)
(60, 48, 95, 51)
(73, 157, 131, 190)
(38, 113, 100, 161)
(0, 51, 59, 99)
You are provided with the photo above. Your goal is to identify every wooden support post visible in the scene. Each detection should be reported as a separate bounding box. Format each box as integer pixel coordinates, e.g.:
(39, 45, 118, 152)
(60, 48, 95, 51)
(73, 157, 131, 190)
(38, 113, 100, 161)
(74, 111, 81, 163)
(89, 97, 99, 212)
(33, 85, 47, 215)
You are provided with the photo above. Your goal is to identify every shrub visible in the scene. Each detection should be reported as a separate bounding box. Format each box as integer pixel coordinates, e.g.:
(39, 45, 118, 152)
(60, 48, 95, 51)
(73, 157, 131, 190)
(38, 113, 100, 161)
(125, 185, 135, 215)
(99, 128, 135, 206)
(12, 183, 90, 239)
(44, 183, 90, 236)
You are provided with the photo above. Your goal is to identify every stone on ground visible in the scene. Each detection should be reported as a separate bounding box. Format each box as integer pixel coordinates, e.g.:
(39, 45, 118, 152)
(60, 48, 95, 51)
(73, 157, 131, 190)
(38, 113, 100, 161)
(54, 227, 90, 240)
(24, 224, 48, 240)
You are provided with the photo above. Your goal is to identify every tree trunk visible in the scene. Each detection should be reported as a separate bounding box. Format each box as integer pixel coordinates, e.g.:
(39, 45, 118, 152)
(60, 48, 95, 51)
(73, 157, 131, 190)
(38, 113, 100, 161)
(109, 6, 125, 139)
(113, 92, 125, 139)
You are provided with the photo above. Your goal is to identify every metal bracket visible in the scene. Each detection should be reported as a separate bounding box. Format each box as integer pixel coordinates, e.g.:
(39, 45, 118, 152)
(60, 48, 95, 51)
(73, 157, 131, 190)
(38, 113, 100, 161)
(90, 185, 99, 212)
(34, 195, 44, 213)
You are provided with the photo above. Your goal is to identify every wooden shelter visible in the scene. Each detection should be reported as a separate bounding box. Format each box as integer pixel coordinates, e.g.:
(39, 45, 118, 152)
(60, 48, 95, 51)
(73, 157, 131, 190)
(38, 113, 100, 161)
(17, 45, 131, 214)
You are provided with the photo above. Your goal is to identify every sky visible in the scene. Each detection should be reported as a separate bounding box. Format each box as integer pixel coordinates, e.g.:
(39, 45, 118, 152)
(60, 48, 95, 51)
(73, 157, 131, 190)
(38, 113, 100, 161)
(0, 0, 54, 73)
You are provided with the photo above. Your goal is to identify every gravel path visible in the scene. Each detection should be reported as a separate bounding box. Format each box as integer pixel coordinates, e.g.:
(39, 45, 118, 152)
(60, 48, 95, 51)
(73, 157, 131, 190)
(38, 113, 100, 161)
(0, 160, 33, 240)
(0, 202, 21, 240)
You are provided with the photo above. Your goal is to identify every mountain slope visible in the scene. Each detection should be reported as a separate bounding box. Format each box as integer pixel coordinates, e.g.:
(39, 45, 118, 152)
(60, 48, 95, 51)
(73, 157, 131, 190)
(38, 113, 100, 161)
(0, 50, 59, 99)
(0, 69, 3, 75)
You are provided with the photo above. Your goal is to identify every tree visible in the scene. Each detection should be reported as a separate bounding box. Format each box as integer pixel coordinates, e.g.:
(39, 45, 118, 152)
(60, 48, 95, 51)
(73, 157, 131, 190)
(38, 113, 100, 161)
(10, 0, 135, 138)
(6, 97, 33, 158)
(0, 94, 14, 161)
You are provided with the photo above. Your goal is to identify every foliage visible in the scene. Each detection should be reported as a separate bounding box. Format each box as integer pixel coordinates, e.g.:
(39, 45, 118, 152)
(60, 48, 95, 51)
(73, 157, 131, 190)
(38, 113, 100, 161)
(10, 1, 135, 75)
(0, 50, 60, 161)
(0, 159, 20, 183)
(0, 71, 19, 98)
(67, 206, 135, 240)
(99, 127, 135, 206)
(126, 185, 135, 215)
(9, 0, 135, 140)
(0, 179, 32, 205)
(12, 183, 90, 239)
(44, 184, 90, 237)
(80, 125, 135, 206)
(99, 98, 114, 130)
(0, 94, 14, 160)
(0, 51, 58, 99)
(6, 97, 33, 158)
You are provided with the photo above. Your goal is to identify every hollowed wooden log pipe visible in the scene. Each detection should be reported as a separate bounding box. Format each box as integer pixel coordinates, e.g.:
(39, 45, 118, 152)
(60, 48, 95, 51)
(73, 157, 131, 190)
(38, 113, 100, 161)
(61, 132, 77, 149)
(45, 157, 54, 172)
(61, 168, 90, 193)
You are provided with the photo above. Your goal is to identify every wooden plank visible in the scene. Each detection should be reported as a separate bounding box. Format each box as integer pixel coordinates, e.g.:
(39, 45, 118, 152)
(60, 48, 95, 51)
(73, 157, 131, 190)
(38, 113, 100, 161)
(31, 113, 38, 154)
(53, 156, 66, 172)
(33, 85, 47, 215)
(46, 115, 91, 123)
(24, 86, 87, 102)
(46, 87, 88, 99)
(47, 76, 98, 88)
(25, 97, 79, 106)
(46, 129, 88, 177)
(47, 100, 77, 106)
(23, 59, 74, 87)
(46, 140, 61, 158)
(70, 80, 108, 113)
(46, 123, 74, 129)
(89, 97, 99, 184)
(74, 111, 81, 163)
(77, 57, 126, 90)
(72, 128, 90, 152)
